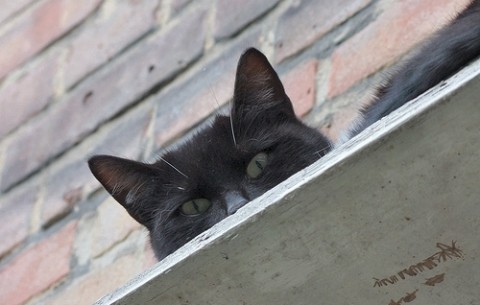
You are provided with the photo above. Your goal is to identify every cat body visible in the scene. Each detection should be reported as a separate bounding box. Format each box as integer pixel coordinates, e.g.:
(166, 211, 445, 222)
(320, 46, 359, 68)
(89, 0, 480, 260)
(349, 0, 480, 137)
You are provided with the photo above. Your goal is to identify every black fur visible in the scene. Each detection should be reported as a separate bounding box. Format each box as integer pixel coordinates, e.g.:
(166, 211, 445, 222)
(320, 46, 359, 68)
(349, 0, 480, 137)
(89, 49, 331, 260)
(89, 1, 480, 261)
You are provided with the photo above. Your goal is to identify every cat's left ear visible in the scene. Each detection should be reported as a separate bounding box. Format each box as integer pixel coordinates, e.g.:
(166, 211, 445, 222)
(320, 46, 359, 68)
(232, 48, 295, 121)
(88, 155, 156, 228)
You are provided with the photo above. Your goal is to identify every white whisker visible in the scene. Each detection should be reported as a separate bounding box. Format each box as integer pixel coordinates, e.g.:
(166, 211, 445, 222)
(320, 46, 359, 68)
(209, 87, 221, 109)
(314, 143, 332, 157)
(210, 87, 237, 147)
(158, 156, 189, 179)
(209, 87, 237, 147)
(111, 182, 121, 195)
(229, 111, 237, 147)
(131, 181, 147, 197)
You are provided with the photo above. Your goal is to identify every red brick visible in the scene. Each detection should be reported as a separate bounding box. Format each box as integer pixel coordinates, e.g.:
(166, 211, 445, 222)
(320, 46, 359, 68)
(40, 252, 145, 305)
(0, 52, 59, 138)
(0, 222, 76, 305)
(0, 186, 37, 258)
(153, 63, 233, 147)
(0, 0, 35, 25)
(153, 32, 261, 147)
(62, 0, 159, 89)
(42, 104, 152, 227)
(0, 0, 102, 80)
(328, 0, 472, 97)
(282, 59, 318, 117)
(0, 8, 206, 192)
(214, 0, 279, 40)
(274, 0, 371, 63)
(319, 103, 362, 142)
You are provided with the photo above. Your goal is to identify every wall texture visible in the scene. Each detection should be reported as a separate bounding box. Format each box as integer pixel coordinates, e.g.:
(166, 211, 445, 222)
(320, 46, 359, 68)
(0, 0, 471, 304)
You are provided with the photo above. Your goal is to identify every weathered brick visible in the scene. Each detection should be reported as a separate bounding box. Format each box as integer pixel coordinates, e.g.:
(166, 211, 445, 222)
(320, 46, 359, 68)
(0, 52, 59, 138)
(0, 8, 207, 192)
(282, 59, 319, 117)
(319, 103, 362, 142)
(214, 0, 279, 40)
(0, 0, 102, 80)
(328, 0, 472, 97)
(169, 0, 192, 17)
(274, 0, 371, 63)
(144, 242, 158, 269)
(311, 84, 372, 142)
(0, 0, 35, 25)
(153, 32, 261, 148)
(0, 185, 37, 258)
(89, 198, 141, 258)
(40, 253, 145, 305)
(0, 222, 76, 305)
(43, 160, 93, 227)
(42, 104, 152, 227)
(153, 63, 233, 147)
(62, 0, 160, 89)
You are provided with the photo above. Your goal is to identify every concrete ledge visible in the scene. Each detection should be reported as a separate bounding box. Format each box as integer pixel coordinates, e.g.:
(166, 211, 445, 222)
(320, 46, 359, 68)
(95, 58, 480, 305)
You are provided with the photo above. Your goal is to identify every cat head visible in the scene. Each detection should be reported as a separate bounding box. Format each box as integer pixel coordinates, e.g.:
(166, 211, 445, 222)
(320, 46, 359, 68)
(88, 48, 331, 260)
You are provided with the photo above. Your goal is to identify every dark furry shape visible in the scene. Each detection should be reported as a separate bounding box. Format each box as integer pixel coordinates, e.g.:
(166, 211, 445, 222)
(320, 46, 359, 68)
(89, 49, 331, 260)
(349, 0, 480, 137)
(89, 1, 480, 261)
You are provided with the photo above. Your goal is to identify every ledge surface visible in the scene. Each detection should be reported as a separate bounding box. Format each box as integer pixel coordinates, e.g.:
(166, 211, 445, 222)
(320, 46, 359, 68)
(95, 58, 480, 305)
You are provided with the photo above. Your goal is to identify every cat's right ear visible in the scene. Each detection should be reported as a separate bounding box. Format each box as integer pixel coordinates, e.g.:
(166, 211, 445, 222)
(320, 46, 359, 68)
(232, 48, 295, 121)
(88, 155, 156, 227)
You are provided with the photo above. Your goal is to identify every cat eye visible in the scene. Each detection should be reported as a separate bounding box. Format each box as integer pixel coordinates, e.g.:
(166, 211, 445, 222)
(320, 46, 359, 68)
(180, 198, 212, 216)
(246, 152, 268, 178)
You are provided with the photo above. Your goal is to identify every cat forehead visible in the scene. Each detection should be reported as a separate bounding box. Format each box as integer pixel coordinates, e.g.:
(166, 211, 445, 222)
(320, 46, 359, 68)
(153, 113, 292, 182)
(155, 116, 244, 173)
(170, 115, 267, 157)
(189, 115, 238, 152)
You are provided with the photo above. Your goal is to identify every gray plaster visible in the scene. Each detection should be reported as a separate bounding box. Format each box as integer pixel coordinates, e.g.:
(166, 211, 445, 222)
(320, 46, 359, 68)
(95, 58, 480, 305)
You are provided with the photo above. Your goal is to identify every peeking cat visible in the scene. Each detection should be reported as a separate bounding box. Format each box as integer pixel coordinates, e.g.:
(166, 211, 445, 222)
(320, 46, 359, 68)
(89, 0, 480, 261)
(88, 49, 332, 260)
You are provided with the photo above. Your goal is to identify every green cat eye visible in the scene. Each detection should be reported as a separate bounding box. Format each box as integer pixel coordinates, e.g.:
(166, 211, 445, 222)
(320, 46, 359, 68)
(246, 152, 268, 178)
(180, 198, 212, 216)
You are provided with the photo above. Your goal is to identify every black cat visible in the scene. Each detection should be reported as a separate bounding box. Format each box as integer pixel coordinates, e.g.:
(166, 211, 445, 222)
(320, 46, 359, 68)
(89, 0, 480, 260)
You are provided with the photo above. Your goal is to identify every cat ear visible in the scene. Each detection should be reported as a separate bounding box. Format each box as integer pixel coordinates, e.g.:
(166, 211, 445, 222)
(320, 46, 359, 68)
(88, 155, 156, 228)
(233, 48, 295, 121)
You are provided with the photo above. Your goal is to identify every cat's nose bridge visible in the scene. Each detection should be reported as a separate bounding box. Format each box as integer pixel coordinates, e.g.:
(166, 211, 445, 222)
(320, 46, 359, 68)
(224, 190, 249, 215)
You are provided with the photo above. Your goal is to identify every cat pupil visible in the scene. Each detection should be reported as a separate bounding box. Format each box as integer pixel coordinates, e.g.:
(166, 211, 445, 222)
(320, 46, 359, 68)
(180, 198, 212, 216)
(192, 200, 200, 212)
(246, 152, 268, 179)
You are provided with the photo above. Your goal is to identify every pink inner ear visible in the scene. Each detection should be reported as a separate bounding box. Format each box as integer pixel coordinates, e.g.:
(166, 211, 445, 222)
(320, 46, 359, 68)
(88, 155, 153, 205)
(232, 48, 295, 119)
(239, 49, 272, 78)
(234, 48, 287, 97)
(237, 48, 276, 84)
(88, 155, 157, 227)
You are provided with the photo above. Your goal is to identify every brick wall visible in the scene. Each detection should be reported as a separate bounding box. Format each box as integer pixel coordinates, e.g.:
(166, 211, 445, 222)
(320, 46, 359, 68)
(0, 0, 471, 304)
